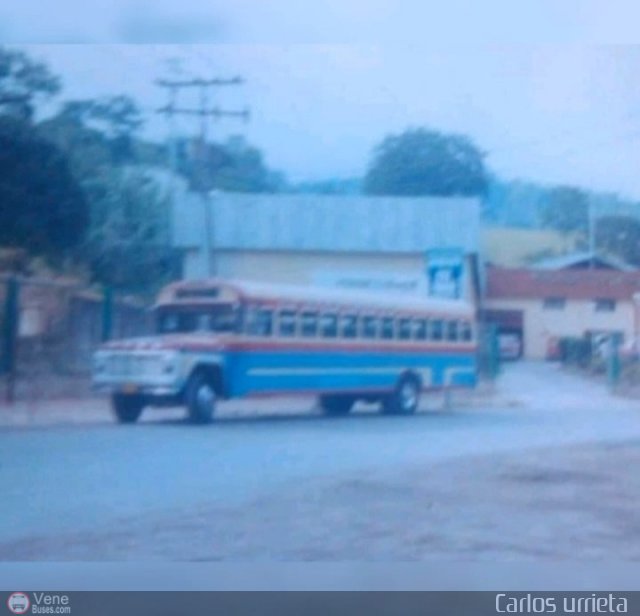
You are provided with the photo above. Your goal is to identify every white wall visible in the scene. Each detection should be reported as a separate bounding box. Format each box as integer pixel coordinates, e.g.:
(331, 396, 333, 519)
(485, 297, 635, 358)
(183, 249, 478, 303)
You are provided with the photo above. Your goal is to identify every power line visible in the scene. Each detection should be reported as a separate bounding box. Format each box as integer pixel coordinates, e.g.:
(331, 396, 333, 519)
(156, 105, 249, 120)
(156, 75, 249, 144)
(156, 77, 243, 88)
(156, 73, 249, 278)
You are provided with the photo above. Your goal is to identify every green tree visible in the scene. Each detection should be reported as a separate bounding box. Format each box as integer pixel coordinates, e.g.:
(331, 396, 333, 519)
(0, 47, 60, 119)
(53, 96, 143, 163)
(0, 116, 88, 259)
(290, 177, 362, 195)
(176, 135, 285, 193)
(541, 186, 589, 235)
(38, 106, 114, 177)
(364, 128, 487, 197)
(595, 215, 640, 266)
(82, 168, 176, 291)
(39, 96, 174, 291)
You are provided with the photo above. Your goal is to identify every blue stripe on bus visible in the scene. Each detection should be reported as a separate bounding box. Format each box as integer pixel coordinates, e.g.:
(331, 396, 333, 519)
(224, 350, 476, 396)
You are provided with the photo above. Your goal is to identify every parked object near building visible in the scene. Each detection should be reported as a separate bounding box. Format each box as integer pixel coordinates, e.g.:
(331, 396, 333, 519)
(483, 265, 640, 360)
(498, 332, 522, 360)
(92, 278, 478, 424)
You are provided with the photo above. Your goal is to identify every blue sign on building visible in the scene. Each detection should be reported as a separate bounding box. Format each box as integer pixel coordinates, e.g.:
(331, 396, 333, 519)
(426, 247, 465, 300)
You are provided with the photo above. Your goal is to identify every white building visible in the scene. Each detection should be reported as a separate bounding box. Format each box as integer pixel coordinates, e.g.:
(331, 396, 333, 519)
(171, 192, 482, 303)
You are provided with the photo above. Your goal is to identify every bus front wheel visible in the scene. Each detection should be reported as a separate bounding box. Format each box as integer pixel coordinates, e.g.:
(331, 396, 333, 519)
(112, 393, 145, 424)
(319, 395, 354, 416)
(383, 375, 420, 416)
(186, 372, 216, 424)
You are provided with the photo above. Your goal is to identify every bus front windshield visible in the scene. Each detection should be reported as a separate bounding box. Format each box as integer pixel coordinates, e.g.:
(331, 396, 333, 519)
(157, 305, 238, 335)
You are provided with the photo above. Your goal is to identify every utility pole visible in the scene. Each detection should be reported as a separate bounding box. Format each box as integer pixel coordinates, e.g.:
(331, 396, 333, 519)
(157, 76, 249, 278)
(588, 197, 595, 268)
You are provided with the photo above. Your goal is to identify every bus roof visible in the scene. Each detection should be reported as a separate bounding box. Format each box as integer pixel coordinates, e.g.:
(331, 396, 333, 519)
(156, 278, 475, 317)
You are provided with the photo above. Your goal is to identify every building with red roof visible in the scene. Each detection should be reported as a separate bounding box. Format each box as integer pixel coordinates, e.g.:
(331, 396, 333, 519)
(484, 264, 640, 359)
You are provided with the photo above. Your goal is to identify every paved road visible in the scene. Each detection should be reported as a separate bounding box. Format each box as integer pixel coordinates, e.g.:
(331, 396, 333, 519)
(1, 362, 639, 547)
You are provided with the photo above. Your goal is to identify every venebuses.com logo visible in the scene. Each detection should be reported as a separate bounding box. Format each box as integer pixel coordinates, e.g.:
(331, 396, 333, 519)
(6, 593, 71, 614)
(7, 593, 30, 615)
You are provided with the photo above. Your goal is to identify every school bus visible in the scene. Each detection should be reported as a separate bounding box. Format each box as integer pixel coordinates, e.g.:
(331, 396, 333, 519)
(93, 278, 477, 423)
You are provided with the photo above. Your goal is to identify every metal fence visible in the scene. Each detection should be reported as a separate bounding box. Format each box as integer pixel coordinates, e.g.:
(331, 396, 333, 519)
(0, 275, 152, 402)
(476, 322, 500, 381)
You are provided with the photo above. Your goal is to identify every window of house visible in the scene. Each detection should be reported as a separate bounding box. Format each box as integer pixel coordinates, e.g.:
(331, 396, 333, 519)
(398, 318, 412, 340)
(279, 310, 297, 337)
(594, 298, 616, 312)
(341, 314, 358, 338)
(320, 313, 338, 338)
(543, 297, 566, 310)
(431, 319, 443, 341)
(446, 320, 459, 341)
(362, 316, 378, 339)
(301, 312, 318, 337)
(381, 317, 395, 339)
(413, 318, 428, 341)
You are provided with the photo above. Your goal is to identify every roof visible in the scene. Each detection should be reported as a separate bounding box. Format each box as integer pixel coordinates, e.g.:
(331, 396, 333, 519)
(156, 277, 475, 316)
(486, 266, 640, 301)
(482, 226, 576, 267)
(172, 193, 480, 254)
(532, 251, 637, 272)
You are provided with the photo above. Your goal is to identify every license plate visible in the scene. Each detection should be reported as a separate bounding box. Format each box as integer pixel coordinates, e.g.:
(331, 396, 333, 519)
(121, 384, 139, 394)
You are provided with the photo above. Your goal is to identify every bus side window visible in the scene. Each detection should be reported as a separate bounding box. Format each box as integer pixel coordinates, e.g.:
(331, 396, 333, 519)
(195, 314, 210, 332)
(398, 318, 411, 341)
(460, 321, 472, 342)
(320, 313, 337, 338)
(279, 310, 297, 337)
(341, 314, 357, 339)
(301, 312, 318, 337)
(362, 316, 378, 339)
(252, 308, 272, 336)
(245, 307, 259, 335)
(381, 317, 395, 340)
(413, 318, 427, 341)
(446, 320, 458, 341)
(431, 319, 443, 341)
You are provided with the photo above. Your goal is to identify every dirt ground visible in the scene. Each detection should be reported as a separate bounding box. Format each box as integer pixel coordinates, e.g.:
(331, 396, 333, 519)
(2, 439, 639, 561)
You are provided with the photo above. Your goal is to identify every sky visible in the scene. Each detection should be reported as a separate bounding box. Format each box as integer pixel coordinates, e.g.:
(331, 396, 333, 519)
(8, 2, 640, 198)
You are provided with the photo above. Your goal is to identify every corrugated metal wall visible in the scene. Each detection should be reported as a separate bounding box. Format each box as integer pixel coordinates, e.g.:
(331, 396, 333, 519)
(173, 193, 481, 254)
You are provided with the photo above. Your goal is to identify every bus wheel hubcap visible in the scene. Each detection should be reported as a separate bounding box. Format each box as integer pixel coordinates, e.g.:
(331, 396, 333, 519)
(400, 382, 417, 409)
(197, 384, 215, 409)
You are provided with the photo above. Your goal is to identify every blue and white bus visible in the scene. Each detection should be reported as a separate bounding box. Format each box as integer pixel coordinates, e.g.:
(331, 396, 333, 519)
(93, 278, 478, 423)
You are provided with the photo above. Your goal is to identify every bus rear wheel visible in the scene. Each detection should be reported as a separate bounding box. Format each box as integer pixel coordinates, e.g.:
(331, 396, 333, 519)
(383, 375, 420, 416)
(112, 393, 145, 424)
(186, 372, 216, 424)
(320, 395, 354, 416)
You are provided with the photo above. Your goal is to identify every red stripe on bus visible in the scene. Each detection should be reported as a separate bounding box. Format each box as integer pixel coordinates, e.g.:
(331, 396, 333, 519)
(170, 340, 477, 354)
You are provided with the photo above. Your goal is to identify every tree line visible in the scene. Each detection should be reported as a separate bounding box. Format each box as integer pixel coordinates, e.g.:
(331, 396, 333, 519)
(0, 47, 283, 293)
(2, 45, 640, 291)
